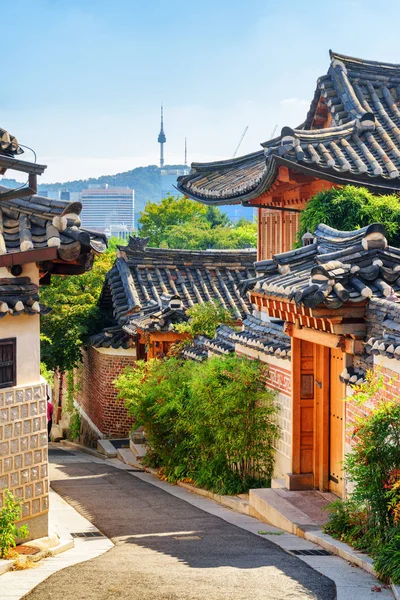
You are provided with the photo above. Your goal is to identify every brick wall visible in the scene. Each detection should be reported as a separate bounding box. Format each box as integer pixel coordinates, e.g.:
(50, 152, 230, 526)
(345, 363, 400, 451)
(76, 346, 135, 438)
(0, 382, 48, 540)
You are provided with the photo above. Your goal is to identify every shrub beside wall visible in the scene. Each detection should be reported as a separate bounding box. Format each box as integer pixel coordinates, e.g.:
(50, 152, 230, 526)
(115, 355, 278, 495)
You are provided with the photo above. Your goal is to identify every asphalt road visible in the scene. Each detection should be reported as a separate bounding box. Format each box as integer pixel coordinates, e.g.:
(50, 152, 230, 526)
(25, 450, 336, 600)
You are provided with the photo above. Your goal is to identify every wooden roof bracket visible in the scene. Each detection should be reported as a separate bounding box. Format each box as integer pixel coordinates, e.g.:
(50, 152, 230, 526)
(285, 321, 364, 354)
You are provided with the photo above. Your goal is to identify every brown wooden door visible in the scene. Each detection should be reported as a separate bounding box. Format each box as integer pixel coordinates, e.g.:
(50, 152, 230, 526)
(329, 349, 345, 496)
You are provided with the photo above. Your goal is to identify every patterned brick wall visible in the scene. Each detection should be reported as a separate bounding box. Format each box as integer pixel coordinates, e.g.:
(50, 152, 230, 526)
(76, 346, 135, 438)
(0, 382, 48, 536)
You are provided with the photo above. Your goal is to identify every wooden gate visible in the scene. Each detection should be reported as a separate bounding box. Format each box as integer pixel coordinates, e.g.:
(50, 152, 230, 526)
(329, 348, 345, 495)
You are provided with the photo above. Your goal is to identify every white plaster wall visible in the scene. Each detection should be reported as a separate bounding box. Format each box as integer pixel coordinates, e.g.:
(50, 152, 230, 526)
(374, 353, 400, 375)
(0, 264, 40, 386)
(94, 346, 137, 358)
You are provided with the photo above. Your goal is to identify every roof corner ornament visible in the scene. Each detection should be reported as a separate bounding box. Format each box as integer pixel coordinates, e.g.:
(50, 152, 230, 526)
(302, 230, 315, 247)
(128, 236, 149, 251)
(356, 112, 376, 132)
(330, 57, 348, 74)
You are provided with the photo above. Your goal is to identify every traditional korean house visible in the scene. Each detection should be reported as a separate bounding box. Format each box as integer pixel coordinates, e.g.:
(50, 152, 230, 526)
(178, 51, 400, 260)
(77, 236, 257, 441)
(200, 222, 400, 503)
(0, 126, 106, 541)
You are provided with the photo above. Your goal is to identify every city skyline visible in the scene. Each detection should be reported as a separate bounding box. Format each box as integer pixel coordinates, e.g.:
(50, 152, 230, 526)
(2, 0, 400, 183)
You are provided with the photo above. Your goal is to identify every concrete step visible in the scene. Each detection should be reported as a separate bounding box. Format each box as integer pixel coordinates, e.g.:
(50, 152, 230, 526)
(249, 488, 333, 536)
(97, 439, 118, 458)
(129, 440, 148, 460)
(117, 447, 142, 468)
(271, 478, 285, 489)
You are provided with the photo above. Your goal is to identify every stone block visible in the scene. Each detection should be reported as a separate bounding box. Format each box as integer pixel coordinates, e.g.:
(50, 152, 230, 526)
(24, 451, 33, 466)
(34, 450, 41, 463)
(25, 388, 32, 402)
(9, 472, 19, 488)
(30, 402, 38, 416)
(32, 498, 40, 515)
(0, 441, 9, 456)
(1, 408, 9, 422)
(33, 417, 41, 432)
(4, 424, 12, 438)
(23, 419, 32, 434)
(0, 394, 3, 407)
(34, 481, 43, 496)
(0, 474, 9, 490)
(15, 390, 23, 403)
(21, 469, 29, 484)
(5, 392, 14, 405)
(14, 422, 21, 436)
(3, 457, 12, 472)
(14, 454, 22, 469)
(10, 406, 19, 420)
(20, 436, 28, 451)
(10, 439, 19, 454)
(20, 404, 28, 418)
(30, 434, 38, 449)
(25, 484, 33, 499)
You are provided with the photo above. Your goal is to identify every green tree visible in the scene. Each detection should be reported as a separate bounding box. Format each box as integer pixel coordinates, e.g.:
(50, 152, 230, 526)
(40, 238, 123, 373)
(297, 186, 400, 246)
(138, 194, 208, 246)
(205, 206, 231, 228)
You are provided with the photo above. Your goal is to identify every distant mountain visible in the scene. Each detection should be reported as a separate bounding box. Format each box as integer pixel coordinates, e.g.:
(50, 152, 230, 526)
(1, 163, 254, 224)
(1, 164, 188, 220)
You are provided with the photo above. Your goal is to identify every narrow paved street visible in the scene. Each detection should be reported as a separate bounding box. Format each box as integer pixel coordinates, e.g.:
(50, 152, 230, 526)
(24, 447, 336, 600)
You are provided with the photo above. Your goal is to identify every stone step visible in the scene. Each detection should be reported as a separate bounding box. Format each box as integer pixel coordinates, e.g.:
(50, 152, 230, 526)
(97, 439, 118, 458)
(271, 478, 285, 489)
(248, 488, 333, 536)
(117, 447, 142, 468)
(129, 440, 148, 459)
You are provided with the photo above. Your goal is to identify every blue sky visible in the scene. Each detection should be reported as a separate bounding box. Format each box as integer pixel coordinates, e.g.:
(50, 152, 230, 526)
(3, 0, 400, 182)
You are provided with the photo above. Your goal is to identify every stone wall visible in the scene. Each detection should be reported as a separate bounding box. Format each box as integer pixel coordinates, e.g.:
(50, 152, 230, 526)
(0, 381, 48, 541)
(76, 345, 136, 439)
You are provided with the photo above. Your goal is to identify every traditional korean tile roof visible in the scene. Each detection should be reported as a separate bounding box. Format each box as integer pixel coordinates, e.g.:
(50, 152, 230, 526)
(230, 315, 291, 360)
(244, 223, 400, 310)
(0, 276, 50, 318)
(184, 316, 291, 362)
(0, 186, 107, 272)
(0, 127, 23, 157)
(89, 326, 133, 350)
(100, 236, 257, 333)
(177, 51, 400, 203)
(365, 297, 400, 360)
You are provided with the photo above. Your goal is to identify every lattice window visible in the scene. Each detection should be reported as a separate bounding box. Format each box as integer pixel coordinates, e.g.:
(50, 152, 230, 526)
(0, 338, 16, 389)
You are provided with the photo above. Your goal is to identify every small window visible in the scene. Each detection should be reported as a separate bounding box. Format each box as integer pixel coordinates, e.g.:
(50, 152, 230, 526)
(0, 338, 16, 389)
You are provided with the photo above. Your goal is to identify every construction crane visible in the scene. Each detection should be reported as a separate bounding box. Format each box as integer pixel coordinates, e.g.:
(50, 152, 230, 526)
(270, 124, 278, 139)
(232, 126, 249, 158)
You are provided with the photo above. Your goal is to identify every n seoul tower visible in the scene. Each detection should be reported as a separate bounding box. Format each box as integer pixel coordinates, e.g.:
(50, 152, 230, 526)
(158, 104, 166, 168)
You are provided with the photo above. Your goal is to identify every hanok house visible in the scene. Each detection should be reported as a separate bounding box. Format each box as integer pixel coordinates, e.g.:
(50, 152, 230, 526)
(197, 222, 400, 501)
(177, 51, 400, 260)
(0, 126, 106, 541)
(75, 236, 256, 443)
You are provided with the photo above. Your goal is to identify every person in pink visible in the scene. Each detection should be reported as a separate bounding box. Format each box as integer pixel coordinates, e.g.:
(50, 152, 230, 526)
(47, 395, 54, 442)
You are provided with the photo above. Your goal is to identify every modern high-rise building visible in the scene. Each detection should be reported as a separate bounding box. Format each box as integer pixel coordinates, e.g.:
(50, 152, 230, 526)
(80, 184, 135, 238)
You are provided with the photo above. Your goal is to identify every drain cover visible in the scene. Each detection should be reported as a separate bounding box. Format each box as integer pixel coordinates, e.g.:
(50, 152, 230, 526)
(71, 531, 104, 538)
(289, 549, 332, 556)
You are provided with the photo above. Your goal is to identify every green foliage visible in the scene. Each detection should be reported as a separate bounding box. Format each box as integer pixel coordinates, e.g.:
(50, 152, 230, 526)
(175, 301, 234, 339)
(68, 411, 82, 441)
(296, 186, 400, 246)
(138, 194, 256, 249)
(40, 362, 54, 386)
(138, 194, 208, 246)
(116, 354, 278, 495)
(40, 238, 124, 373)
(374, 527, 400, 584)
(324, 371, 400, 582)
(0, 490, 28, 558)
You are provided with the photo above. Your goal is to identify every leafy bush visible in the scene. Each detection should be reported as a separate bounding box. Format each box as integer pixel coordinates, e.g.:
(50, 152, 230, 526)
(324, 371, 400, 582)
(116, 354, 278, 494)
(0, 490, 28, 558)
(296, 186, 400, 246)
(175, 301, 234, 339)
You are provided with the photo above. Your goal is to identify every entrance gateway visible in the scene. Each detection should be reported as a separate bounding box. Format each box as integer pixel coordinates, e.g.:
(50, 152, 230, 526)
(289, 339, 345, 497)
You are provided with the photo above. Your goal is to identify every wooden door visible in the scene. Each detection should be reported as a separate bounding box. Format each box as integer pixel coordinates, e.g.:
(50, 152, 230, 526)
(329, 349, 345, 495)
